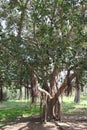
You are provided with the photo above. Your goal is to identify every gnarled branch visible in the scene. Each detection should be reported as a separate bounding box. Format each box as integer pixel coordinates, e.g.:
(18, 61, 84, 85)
(38, 87, 52, 99)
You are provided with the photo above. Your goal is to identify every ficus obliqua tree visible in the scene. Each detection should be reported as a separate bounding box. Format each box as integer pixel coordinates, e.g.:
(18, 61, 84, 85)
(29, 0, 87, 121)
(0, 0, 87, 121)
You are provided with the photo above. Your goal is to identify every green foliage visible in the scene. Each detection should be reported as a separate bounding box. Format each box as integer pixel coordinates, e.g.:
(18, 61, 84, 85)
(0, 0, 86, 95)
(57, 0, 62, 5)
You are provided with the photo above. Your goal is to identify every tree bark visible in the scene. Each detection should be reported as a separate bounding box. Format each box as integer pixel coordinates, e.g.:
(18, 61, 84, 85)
(18, 0, 30, 38)
(31, 72, 38, 103)
(74, 87, 80, 103)
(26, 80, 29, 99)
(0, 78, 3, 102)
(30, 70, 75, 122)
(74, 76, 80, 103)
(19, 78, 22, 100)
(42, 72, 75, 121)
(25, 86, 27, 100)
(50, 66, 58, 96)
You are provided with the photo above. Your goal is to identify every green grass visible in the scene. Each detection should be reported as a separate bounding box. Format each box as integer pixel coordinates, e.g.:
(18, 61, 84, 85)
(0, 106, 40, 120)
(62, 94, 87, 115)
(0, 94, 87, 127)
(0, 100, 40, 127)
(0, 100, 30, 108)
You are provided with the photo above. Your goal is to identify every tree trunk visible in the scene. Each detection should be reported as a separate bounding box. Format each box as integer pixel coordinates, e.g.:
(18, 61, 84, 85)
(74, 76, 80, 103)
(25, 86, 27, 100)
(31, 72, 38, 103)
(54, 97, 61, 120)
(46, 96, 61, 121)
(50, 66, 58, 96)
(19, 78, 22, 100)
(74, 87, 80, 103)
(26, 81, 29, 99)
(42, 72, 75, 122)
(43, 101, 48, 123)
(43, 67, 58, 120)
(0, 78, 3, 102)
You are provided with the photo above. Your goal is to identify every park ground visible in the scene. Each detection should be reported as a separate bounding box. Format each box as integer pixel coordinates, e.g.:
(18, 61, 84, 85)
(0, 95, 87, 130)
(0, 114, 87, 130)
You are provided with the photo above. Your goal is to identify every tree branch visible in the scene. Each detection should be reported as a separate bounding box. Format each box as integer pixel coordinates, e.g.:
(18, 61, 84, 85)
(17, 0, 30, 38)
(54, 73, 75, 101)
(65, 27, 73, 41)
(38, 87, 52, 99)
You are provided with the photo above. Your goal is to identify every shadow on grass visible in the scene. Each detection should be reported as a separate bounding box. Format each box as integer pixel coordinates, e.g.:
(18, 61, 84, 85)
(0, 101, 40, 128)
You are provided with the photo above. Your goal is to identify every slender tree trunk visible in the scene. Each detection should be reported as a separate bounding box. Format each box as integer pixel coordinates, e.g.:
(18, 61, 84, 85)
(25, 86, 27, 100)
(0, 77, 3, 102)
(25, 84, 29, 100)
(31, 72, 38, 103)
(26, 80, 29, 99)
(19, 77, 22, 100)
(43, 101, 48, 123)
(74, 77, 80, 103)
(74, 87, 80, 103)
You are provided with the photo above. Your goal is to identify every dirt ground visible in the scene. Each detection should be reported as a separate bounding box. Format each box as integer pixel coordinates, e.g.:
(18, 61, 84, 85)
(0, 114, 87, 130)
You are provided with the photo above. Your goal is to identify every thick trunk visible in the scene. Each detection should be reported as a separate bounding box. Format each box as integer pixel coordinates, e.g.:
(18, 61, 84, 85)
(47, 100, 54, 120)
(42, 73, 75, 122)
(53, 97, 61, 120)
(43, 67, 59, 121)
(47, 97, 61, 120)
(43, 97, 61, 121)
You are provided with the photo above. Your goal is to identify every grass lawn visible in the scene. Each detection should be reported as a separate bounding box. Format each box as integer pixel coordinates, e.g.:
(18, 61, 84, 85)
(62, 94, 87, 115)
(0, 100, 40, 127)
(0, 94, 87, 127)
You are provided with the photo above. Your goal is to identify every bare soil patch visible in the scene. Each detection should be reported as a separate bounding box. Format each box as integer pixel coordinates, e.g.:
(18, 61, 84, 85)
(0, 114, 87, 130)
